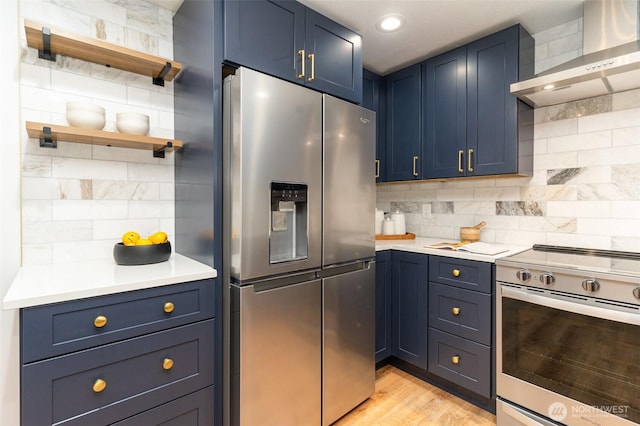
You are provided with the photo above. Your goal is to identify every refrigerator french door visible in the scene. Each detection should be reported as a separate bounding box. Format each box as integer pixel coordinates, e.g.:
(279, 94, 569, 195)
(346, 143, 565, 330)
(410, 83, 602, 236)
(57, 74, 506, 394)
(322, 95, 376, 426)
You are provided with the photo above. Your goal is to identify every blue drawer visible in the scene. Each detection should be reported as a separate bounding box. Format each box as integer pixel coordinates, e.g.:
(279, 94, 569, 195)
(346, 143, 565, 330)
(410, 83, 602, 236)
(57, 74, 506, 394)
(428, 282, 492, 345)
(428, 256, 493, 293)
(112, 386, 214, 425)
(21, 279, 215, 363)
(428, 327, 491, 398)
(21, 319, 215, 426)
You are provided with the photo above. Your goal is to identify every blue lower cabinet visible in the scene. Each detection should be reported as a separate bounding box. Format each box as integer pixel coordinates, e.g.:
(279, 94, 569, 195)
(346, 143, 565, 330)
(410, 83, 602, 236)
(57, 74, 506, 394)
(428, 327, 491, 398)
(22, 320, 215, 426)
(112, 387, 215, 426)
(391, 251, 428, 370)
(375, 250, 392, 362)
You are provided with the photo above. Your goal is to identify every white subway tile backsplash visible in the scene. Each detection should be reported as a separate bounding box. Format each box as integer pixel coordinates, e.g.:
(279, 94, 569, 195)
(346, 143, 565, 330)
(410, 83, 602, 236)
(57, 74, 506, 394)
(546, 131, 610, 153)
(129, 200, 173, 218)
(53, 240, 119, 263)
(22, 154, 52, 177)
(612, 126, 640, 146)
(546, 200, 610, 218)
(52, 200, 128, 221)
(51, 69, 128, 101)
(93, 218, 162, 240)
(577, 145, 640, 167)
(52, 157, 128, 180)
(578, 108, 640, 133)
(22, 220, 93, 244)
(127, 162, 174, 183)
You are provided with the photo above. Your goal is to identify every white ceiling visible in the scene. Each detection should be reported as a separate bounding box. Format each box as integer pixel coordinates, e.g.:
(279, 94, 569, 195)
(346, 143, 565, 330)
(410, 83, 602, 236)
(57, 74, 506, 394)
(156, 0, 585, 75)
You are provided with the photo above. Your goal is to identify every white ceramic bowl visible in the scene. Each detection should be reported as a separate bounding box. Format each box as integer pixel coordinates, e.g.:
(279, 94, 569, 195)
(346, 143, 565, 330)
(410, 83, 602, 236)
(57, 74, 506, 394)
(116, 112, 150, 135)
(66, 101, 106, 130)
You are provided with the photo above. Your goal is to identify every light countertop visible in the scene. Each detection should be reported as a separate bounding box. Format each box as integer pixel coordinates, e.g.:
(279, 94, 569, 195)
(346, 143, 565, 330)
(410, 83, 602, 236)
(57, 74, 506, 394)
(376, 236, 530, 263)
(2, 254, 217, 310)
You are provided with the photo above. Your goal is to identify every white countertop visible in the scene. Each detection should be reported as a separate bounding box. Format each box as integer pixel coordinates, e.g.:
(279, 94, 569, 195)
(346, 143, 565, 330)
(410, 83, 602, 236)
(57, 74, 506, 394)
(376, 236, 530, 262)
(2, 254, 217, 310)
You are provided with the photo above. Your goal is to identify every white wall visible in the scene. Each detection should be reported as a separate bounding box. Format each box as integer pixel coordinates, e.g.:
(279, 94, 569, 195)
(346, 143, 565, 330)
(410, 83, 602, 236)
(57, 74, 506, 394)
(1, 0, 22, 423)
(19, 0, 176, 266)
(377, 19, 640, 251)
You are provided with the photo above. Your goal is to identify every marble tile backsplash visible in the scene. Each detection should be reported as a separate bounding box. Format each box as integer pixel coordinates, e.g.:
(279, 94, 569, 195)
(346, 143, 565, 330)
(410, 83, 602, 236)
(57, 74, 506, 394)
(19, 0, 176, 265)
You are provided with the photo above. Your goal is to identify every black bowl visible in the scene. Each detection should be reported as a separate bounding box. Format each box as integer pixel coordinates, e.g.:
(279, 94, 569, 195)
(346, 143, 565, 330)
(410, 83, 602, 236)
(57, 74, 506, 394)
(113, 241, 171, 265)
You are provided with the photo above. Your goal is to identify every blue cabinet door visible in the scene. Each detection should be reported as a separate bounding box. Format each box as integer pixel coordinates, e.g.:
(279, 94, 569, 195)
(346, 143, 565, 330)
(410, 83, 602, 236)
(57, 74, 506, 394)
(391, 251, 428, 370)
(305, 8, 362, 103)
(467, 25, 533, 176)
(363, 69, 386, 182)
(385, 64, 422, 181)
(375, 251, 392, 362)
(224, 0, 362, 103)
(423, 47, 467, 178)
(224, 0, 305, 83)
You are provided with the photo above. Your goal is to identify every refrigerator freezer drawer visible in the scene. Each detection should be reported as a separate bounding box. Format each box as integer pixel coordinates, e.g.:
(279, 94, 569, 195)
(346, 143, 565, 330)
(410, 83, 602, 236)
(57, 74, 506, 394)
(232, 277, 322, 425)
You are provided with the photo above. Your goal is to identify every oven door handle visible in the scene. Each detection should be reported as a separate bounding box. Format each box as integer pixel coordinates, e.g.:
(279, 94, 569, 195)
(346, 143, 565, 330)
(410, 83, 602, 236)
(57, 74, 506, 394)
(500, 401, 554, 426)
(501, 285, 640, 326)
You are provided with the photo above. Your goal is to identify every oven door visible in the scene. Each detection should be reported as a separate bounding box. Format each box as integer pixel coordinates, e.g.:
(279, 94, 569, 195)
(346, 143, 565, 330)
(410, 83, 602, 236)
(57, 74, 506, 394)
(496, 283, 640, 426)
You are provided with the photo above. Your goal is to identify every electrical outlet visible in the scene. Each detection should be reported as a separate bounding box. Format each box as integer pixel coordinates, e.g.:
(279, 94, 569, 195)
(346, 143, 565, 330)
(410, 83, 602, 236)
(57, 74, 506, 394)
(422, 204, 432, 218)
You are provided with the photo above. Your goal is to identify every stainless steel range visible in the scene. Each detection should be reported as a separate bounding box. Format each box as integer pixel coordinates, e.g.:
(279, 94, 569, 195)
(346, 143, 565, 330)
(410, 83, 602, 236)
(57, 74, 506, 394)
(495, 245, 640, 426)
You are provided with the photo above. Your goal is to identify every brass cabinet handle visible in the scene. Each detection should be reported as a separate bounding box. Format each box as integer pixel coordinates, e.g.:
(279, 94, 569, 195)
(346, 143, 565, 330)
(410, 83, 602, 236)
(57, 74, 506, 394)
(94, 315, 107, 328)
(452, 269, 461, 277)
(163, 358, 174, 370)
(164, 302, 175, 313)
(451, 355, 460, 365)
(452, 307, 461, 315)
(458, 150, 464, 173)
(468, 149, 474, 173)
(307, 53, 315, 82)
(298, 49, 305, 79)
(93, 378, 107, 393)
(412, 156, 419, 177)
(375, 160, 380, 178)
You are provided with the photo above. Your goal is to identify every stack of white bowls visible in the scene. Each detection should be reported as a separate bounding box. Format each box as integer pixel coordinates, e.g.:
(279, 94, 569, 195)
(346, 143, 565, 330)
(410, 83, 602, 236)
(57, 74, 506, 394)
(66, 101, 106, 130)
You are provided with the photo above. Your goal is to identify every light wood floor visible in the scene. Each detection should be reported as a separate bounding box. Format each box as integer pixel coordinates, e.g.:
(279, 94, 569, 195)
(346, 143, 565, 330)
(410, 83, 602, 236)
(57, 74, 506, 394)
(333, 365, 497, 426)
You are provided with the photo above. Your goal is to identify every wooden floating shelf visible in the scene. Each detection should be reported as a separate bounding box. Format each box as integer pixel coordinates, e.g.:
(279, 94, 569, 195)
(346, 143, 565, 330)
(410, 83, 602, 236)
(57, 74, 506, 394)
(26, 121, 183, 156)
(24, 19, 182, 84)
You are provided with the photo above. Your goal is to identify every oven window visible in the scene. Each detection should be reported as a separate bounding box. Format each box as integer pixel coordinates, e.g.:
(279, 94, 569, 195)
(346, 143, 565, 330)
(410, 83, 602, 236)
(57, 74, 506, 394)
(502, 298, 639, 423)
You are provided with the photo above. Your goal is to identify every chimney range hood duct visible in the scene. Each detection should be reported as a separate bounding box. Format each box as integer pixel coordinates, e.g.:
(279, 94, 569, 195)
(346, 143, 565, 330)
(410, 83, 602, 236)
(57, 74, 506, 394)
(511, 0, 640, 107)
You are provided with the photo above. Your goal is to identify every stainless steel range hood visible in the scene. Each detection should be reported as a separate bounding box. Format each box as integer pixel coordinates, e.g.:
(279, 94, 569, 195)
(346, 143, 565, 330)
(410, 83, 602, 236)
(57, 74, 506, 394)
(511, 0, 640, 107)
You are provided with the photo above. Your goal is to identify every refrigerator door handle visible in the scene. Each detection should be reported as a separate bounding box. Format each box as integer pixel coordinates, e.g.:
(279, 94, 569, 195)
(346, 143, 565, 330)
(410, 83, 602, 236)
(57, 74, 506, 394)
(320, 260, 373, 279)
(249, 271, 320, 293)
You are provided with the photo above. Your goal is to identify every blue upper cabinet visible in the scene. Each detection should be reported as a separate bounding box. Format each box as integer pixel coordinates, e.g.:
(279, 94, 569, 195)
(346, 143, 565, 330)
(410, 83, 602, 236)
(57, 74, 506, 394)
(363, 69, 386, 182)
(224, 0, 305, 82)
(423, 47, 467, 179)
(224, 0, 362, 103)
(467, 25, 534, 176)
(385, 63, 422, 181)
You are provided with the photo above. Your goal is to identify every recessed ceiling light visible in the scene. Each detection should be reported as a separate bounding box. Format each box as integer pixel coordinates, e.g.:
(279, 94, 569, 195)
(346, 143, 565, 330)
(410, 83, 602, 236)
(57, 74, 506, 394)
(376, 14, 405, 32)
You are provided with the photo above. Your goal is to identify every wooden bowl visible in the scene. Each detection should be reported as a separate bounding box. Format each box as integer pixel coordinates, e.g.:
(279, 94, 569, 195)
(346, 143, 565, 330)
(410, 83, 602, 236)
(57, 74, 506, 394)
(459, 221, 486, 242)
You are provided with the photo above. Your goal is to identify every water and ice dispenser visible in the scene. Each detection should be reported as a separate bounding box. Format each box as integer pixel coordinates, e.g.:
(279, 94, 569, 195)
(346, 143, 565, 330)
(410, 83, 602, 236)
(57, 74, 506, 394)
(270, 182, 309, 264)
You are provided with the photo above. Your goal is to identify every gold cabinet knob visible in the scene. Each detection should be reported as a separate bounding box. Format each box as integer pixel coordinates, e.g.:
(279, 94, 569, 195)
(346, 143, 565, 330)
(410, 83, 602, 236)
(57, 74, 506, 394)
(452, 307, 461, 315)
(93, 379, 107, 393)
(163, 358, 174, 370)
(452, 269, 461, 277)
(451, 355, 460, 365)
(94, 315, 107, 328)
(163, 302, 174, 313)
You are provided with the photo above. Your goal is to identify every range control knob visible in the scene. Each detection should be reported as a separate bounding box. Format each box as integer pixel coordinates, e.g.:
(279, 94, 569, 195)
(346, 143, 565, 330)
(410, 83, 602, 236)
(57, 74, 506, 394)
(633, 287, 640, 300)
(540, 273, 555, 286)
(516, 269, 531, 282)
(581, 279, 600, 293)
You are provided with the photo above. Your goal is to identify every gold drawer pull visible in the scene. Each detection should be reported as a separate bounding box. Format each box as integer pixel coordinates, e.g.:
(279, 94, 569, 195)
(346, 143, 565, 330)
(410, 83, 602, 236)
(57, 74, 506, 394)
(164, 302, 175, 313)
(452, 269, 461, 277)
(451, 355, 460, 365)
(94, 315, 107, 328)
(452, 307, 461, 315)
(163, 358, 174, 370)
(93, 379, 107, 393)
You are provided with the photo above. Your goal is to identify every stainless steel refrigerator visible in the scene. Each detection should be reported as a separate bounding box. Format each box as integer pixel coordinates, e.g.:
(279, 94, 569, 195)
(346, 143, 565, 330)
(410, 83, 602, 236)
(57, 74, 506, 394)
(222, 67, 375, 426)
